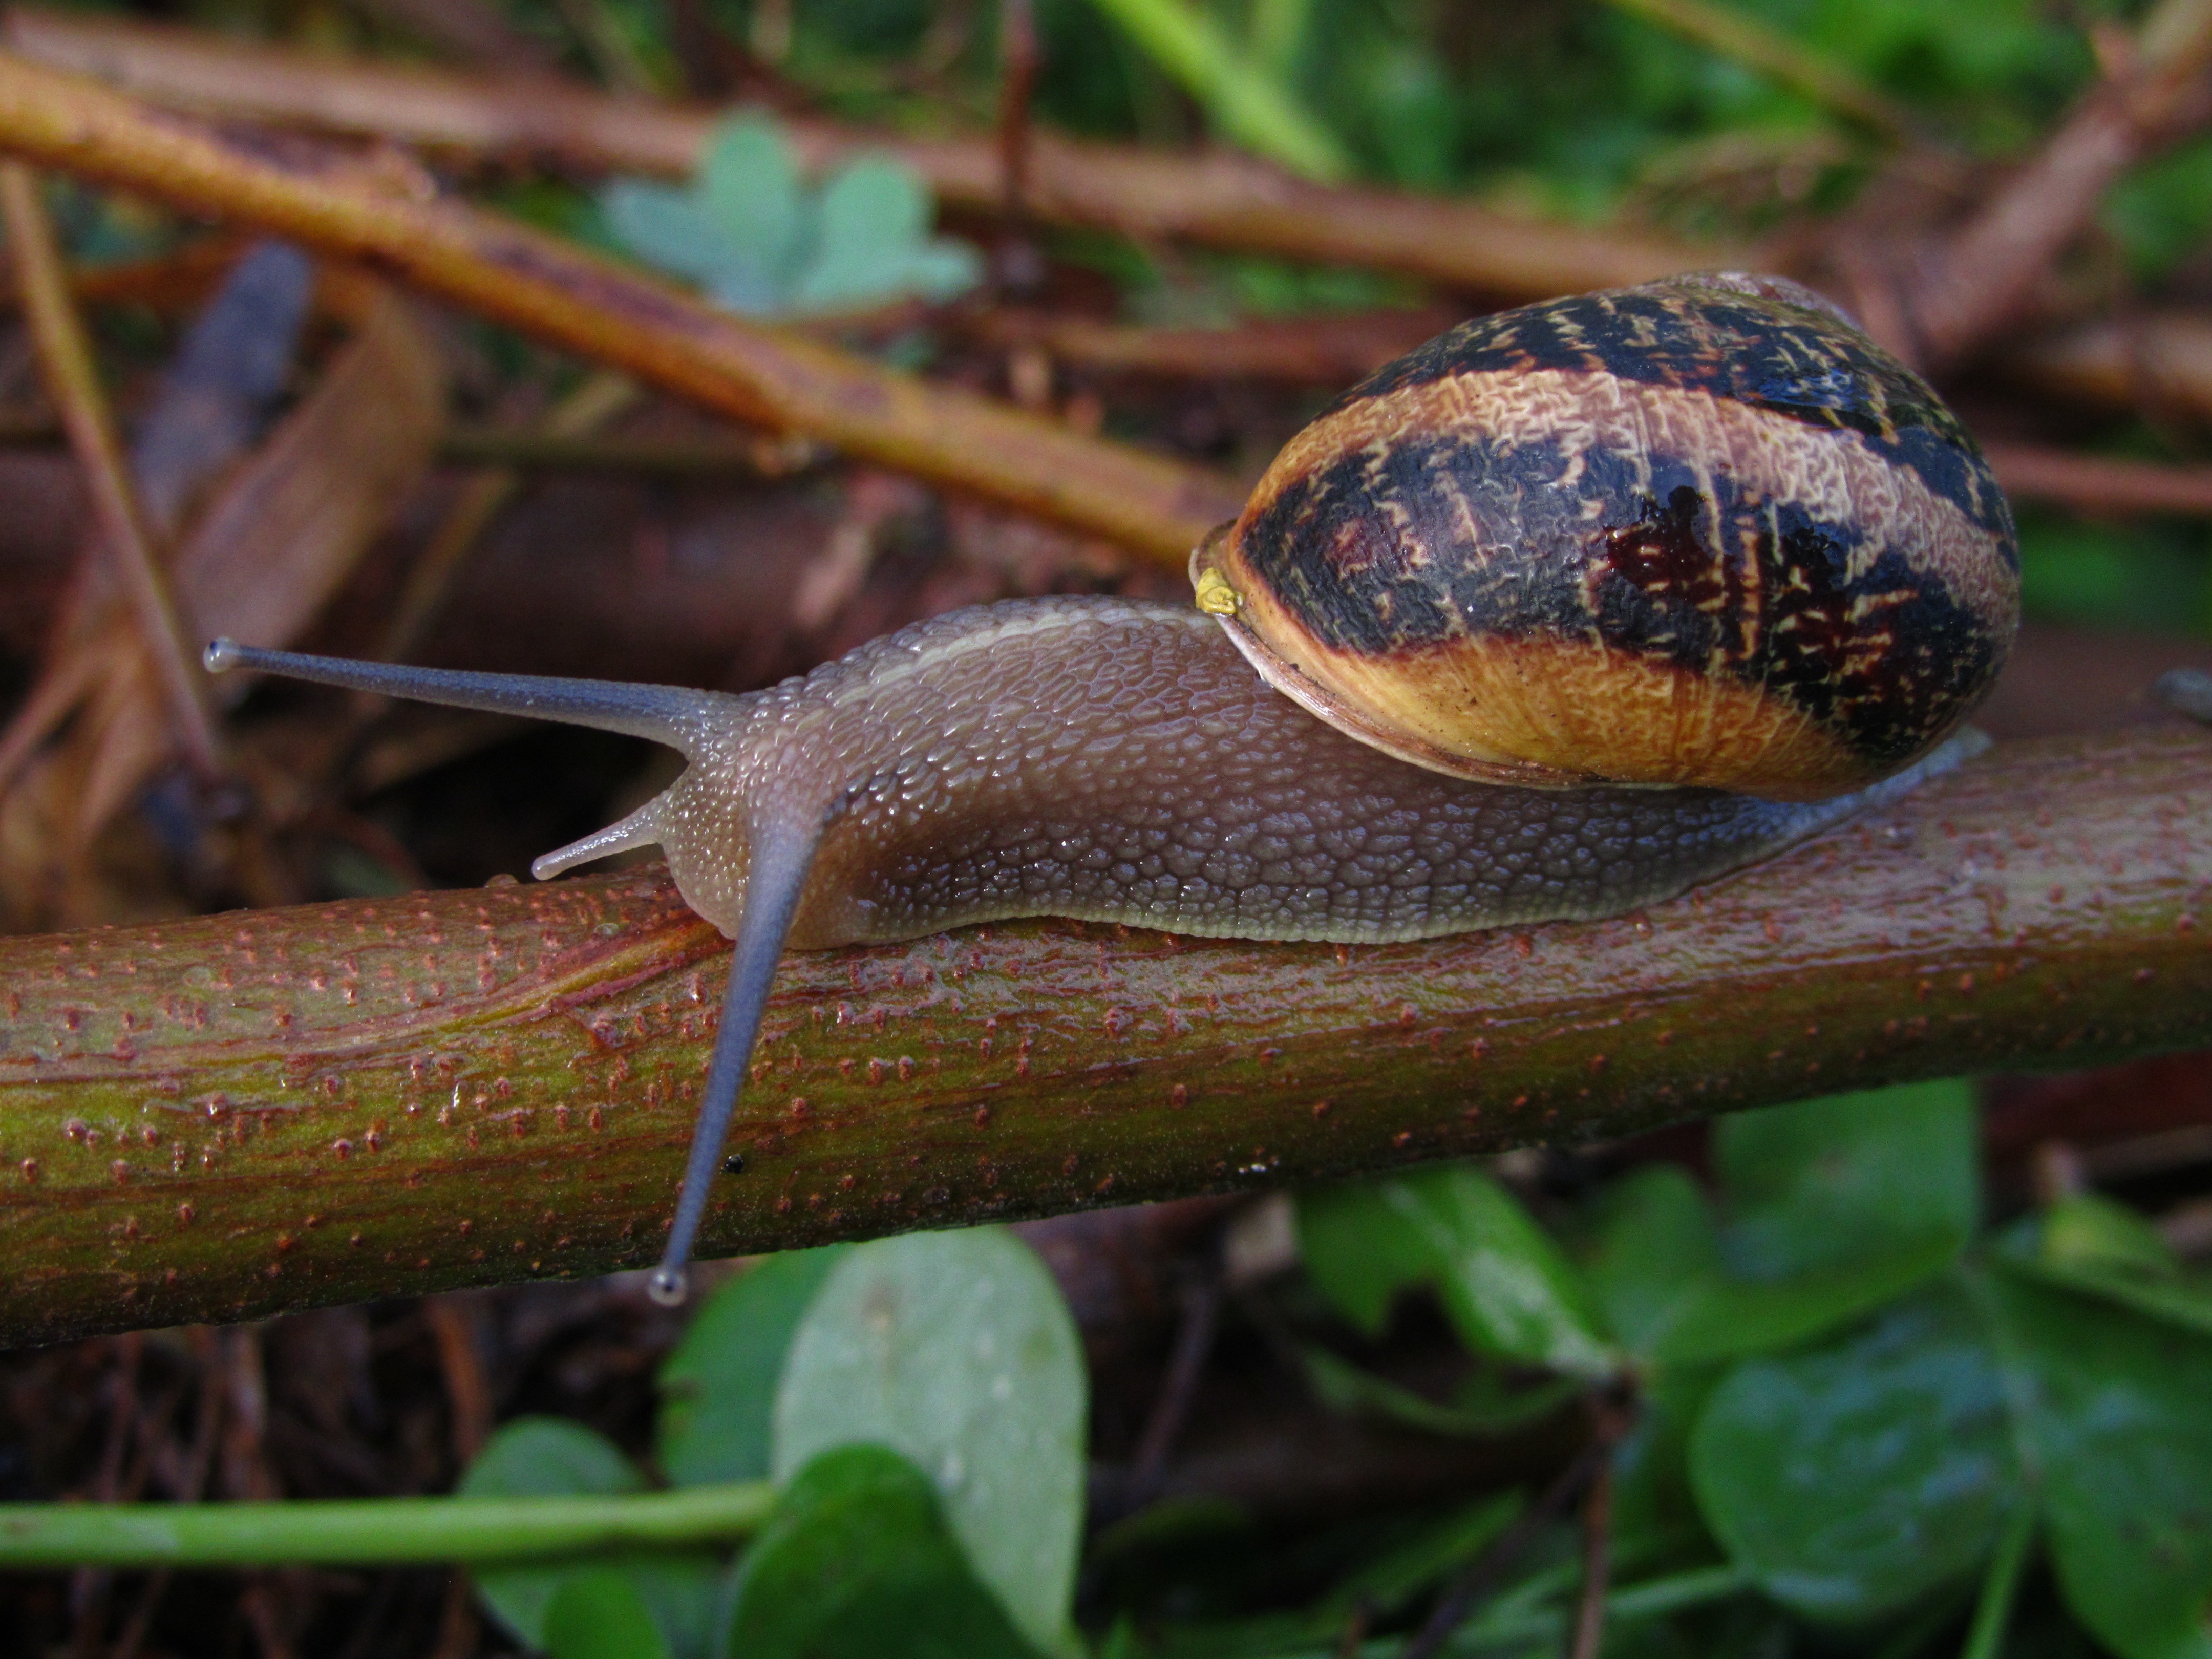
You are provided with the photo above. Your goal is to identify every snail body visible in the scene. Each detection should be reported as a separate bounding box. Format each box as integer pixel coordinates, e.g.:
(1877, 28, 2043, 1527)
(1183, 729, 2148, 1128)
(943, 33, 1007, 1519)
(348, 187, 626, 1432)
(205, 273, 2016, 1303)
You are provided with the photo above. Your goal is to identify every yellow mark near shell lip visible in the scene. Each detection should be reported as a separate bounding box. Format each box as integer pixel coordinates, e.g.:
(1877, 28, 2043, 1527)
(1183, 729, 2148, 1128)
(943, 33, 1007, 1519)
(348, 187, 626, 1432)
(1192, 565, 1243, 617)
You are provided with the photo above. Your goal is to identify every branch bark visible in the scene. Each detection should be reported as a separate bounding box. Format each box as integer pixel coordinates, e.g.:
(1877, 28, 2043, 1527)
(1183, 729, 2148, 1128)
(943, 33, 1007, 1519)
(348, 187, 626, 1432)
(2, 727, 2207, 1350)
(0, 45, 1242, 566)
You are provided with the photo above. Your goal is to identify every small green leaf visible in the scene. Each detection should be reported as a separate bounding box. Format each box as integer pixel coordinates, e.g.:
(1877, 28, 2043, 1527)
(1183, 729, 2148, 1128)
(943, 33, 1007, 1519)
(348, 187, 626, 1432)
(1298, 1166, 1619, 1379)
(1641, 1236, 1967, 1368)
(699, 117, 804, 280)
(461, 1419, 646, 1649)
(1997, 1194, 2212, 1339)
(602, 114, 979, 317)
(1585, 1094, 1977, 1367)
(457, 1421, 721, 1658)
(545, 1568, 675, 1659)
(1689, 1281, 2022, 1622)
(462, 1417, 646, 1502)
(1984, 1272, 2212, 1659)
(656, 1246, 848, 1487)
(793, 157, 982, 312)
(1712, 1080, 1979, 1280)
(1584, 1164, 1725, 1356)
(1329, 1490, 1521, 1616)
(1297, 1343, 1578, 1437)
(1609, 1364, 1721, 1564)
(725, 1444, 1039, 1659)
(771, 1227, 1086, 1655)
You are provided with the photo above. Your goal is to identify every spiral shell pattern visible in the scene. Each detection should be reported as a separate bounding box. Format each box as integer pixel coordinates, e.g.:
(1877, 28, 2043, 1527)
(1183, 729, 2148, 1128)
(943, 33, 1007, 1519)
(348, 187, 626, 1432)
(1193, 273, 2019, 800)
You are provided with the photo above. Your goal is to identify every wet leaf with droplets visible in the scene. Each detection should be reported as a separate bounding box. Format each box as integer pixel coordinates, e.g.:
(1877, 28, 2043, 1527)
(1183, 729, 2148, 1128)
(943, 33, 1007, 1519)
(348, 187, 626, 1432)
(770, 1227, 1085, 1655)
(1297, 1165, 1619, 1379)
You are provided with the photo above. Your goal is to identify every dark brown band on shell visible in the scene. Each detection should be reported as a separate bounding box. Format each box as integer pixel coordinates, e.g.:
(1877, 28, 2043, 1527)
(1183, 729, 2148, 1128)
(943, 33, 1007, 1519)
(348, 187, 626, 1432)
(1199, 274, 2020, 799)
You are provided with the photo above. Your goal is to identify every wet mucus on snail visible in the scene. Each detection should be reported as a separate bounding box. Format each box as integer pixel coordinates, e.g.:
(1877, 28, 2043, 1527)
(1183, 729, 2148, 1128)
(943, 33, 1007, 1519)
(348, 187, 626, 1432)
(206, 272, 2020, 1305)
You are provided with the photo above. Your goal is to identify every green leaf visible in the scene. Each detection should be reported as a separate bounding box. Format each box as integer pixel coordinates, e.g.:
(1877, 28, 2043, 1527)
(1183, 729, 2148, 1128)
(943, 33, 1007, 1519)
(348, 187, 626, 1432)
(1297, 1342, 1579, 1437)
(725, 1444, 1038, 1659)
(771, 1227, 1086, 1655)
(1984, 1272, 2212, 1659)
(457, 1420, 721, 1659)
(545, 1568, 675, 1659)
(1585, 1165, 1725, 1358)
(657, 1246, 848, 1487)
(1689, 1281, 2023, 1622)
(601, 114, 979, 317)
(1298, 1166, 1620, 1379)
(699, 116, 804, 281)
(462, 1417, 646, 1503)
(792, 157, 983, 312)
(461, 1419, 646, 1649)
(1642, 1237, 1967, 1369)
(1328, 1490, 1521, 1617)
(1997, 1195, 2212, 1339)
(1712, 1080, 1979, 1280)
(598, 181, 729, 287)
(1584, 1091, 1980, 1366)
(1609, 1364, 1721, 1564)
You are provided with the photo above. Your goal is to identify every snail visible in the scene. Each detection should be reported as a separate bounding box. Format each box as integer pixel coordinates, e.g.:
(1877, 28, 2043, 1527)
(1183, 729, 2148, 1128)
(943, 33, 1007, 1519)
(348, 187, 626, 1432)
(204, 272, 2018, 1305)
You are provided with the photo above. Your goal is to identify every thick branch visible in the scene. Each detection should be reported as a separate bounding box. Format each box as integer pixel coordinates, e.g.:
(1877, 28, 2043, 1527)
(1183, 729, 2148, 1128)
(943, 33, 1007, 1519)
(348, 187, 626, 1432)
(0, 5, 1731, 302)
(1, 728, 2207, 1349)
(0, 47, 1240, 565)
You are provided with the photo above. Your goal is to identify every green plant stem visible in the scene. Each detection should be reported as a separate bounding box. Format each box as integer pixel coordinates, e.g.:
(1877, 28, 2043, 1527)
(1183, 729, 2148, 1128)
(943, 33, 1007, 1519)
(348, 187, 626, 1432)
(0, 1482, 775, 1567)
(1957, 1506, 2036, 1659)
(1078, 0, 1350, 182)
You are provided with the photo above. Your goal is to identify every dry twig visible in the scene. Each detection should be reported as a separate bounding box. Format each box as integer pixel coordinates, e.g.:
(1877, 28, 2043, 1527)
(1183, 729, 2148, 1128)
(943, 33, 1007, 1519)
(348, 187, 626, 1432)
(0, 6, 1728, 302)
(0, 160, 222, 782)
(0, 47, 1242, 563)
(1889, 0, 2212, 367)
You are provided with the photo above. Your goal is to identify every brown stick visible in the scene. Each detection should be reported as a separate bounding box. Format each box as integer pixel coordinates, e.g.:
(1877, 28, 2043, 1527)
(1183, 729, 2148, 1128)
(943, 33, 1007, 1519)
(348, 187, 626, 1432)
(1903, 0, 2212, 368)
(0, 47, 1242, 566)
(1982, 440, 2212, 517)
(962, 305, 1462, 383)
(2002, 307, 2212, 426)
(0, 160, 223, 781)
(0, 728, 2207, 1348)
(0, 6, 1730, 302)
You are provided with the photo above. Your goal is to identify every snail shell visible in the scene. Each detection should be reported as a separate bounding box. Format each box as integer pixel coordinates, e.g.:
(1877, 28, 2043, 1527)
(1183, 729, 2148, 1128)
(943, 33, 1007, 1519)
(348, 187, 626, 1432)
(1192, 272, 2019, 800)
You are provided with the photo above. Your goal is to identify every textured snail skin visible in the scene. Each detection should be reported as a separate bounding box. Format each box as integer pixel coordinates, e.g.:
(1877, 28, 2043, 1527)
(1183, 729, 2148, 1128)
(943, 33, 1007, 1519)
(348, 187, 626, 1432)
(619, 598, 1959, 947)
(1194, 272, 2020, 800)
(204, 598, 1972, 1300)
(212, 601, 1943, 949)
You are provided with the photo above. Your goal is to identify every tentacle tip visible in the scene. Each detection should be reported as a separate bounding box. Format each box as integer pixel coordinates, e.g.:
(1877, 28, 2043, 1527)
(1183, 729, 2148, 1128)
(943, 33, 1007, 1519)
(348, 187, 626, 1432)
(204, 638, 241, 674)
(527, 853, 559, 882)
(646, 1265, 689, 1308)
